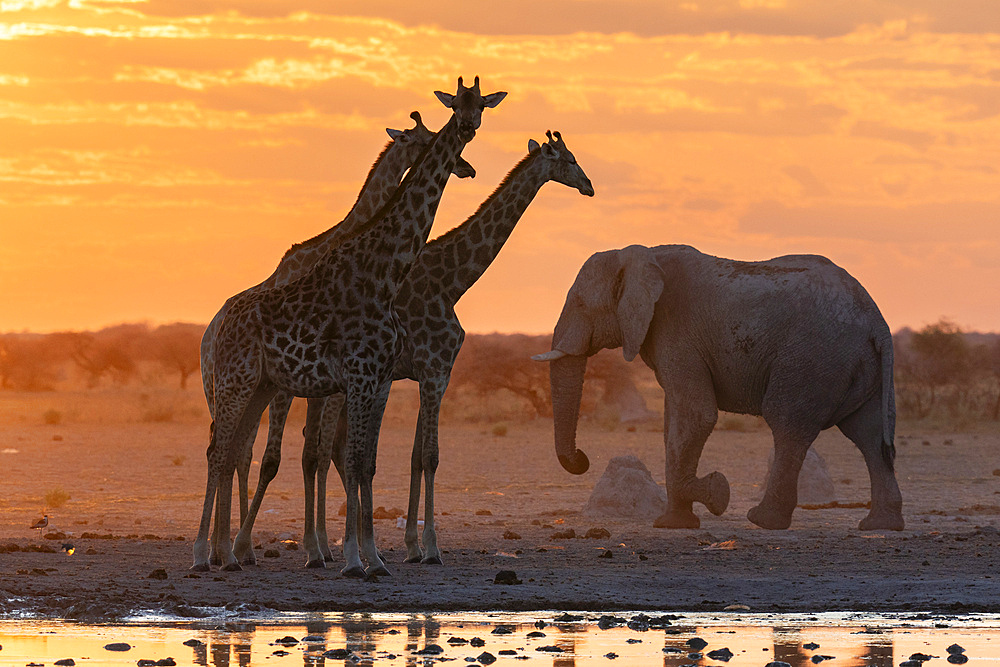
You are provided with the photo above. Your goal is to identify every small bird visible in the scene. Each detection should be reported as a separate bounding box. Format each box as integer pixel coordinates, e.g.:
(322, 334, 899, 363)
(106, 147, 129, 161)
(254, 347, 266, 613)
(61, 543, 75, 555)
(30, 515, 48, 531)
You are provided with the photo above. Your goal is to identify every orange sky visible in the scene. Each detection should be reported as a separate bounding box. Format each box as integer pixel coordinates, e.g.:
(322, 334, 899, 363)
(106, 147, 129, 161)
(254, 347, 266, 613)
(1, 1, 999, 335)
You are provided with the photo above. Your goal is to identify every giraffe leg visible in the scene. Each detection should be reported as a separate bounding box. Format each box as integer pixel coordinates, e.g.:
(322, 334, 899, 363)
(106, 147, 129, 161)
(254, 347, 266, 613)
(361, 380, 392, 578)
(233, 391, 293, 564)
(403, 413, 424, 563)
(301, 397, 327, 568)
(192, 424, 221, 571)
(418, 377, 447, 565)
(328, 397, 349, 563)
(316, 393, 345, 563)
(340, 385, 373, 578)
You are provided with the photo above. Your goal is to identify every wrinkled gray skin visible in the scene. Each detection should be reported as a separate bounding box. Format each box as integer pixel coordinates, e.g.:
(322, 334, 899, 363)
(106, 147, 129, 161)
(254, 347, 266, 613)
(536, 244, 904, 531)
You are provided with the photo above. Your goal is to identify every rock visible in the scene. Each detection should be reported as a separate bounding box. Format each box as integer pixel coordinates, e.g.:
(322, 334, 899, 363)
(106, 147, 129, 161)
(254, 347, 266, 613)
(689, 653, 703, 660)
(447, 637, 468, 645)
(627, 615, 650, 631)
(527, 631, 545, 638)
(155, 659, 175, 666)
(947, 656, 968, 665)
(104, 643, 131, 652)
(900, 661, 923, 667)
(263, 548, 280, 558)
(183, 639, 204, 647)
(708, 648, 734, 661)
(585, 527, 611, 539)
(534, 620, 546, 629)
(803, 643, 820, 650)
(283, 541, 299, 551)
(537, 646, 564, 652)
(947, 645, 966, 655)
(687, 638, 708, 651)
(553, 613, 584, 622)
(493, 570, 521, 585)
(415, 644, 444, 655)
(323, 649, 352, 659)
(597, 615, 626, 629)
(499, 650, 517, 655)
(723, 604, 750, 611)
(502, 530, 521, 540)
(272, 650, 289, 656)
(583, 455, 669, 519)
(491, 625, 514, 635)
(599, 550, 613, 559)
(477, 652, 496, 665)
(148, 568, 168, 580)
(909, 653, 935, 661)
(811, 656, 835, 663)
(765, 449, 836, 506)
(766, 662, 793, 667)
(54, 659, 75, 666)
(274, 636, 298, 646)
(137, 660, 156, 667)
(470, 637, 486, 647)
(550, 528, 576, 539)
(475, 509, 493, 516)
(605, 653, 619, 659)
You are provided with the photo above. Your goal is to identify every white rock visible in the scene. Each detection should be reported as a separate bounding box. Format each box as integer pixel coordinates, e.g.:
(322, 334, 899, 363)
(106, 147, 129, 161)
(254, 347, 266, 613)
(584, 455, 669, 519)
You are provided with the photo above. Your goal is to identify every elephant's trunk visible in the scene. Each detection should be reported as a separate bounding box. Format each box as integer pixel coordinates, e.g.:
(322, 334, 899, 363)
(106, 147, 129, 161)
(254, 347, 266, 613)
(549, 353, 590, 475)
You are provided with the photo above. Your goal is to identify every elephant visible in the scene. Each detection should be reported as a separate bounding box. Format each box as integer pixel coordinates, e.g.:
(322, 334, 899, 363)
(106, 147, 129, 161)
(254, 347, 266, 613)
(533, 244, 904, 531)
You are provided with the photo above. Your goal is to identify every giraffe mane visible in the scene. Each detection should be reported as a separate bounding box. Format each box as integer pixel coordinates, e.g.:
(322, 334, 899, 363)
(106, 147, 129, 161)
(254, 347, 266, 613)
(428, 148, 541, 248)
(278, 139, 396, 263)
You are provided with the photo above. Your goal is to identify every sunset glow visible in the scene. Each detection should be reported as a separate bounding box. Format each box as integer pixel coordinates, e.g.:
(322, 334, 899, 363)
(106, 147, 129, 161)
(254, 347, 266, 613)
(1, 2, 998, 334)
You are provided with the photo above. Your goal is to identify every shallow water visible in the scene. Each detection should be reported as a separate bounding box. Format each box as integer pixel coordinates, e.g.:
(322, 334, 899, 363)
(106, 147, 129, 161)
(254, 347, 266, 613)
(1, 612, 998, 666)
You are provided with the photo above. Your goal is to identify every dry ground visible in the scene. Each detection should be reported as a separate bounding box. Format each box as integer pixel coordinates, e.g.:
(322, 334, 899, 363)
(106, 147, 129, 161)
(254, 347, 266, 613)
(0, 385, 999, 619)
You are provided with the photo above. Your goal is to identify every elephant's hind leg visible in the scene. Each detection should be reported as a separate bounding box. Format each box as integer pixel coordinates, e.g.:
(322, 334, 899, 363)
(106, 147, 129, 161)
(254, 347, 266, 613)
(838, 398, 904, 531)
(748, 426, 817, 530)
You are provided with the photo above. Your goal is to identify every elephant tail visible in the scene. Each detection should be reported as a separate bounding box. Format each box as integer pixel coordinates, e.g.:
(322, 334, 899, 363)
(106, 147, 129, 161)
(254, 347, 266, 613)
(875, 331, 896, 472)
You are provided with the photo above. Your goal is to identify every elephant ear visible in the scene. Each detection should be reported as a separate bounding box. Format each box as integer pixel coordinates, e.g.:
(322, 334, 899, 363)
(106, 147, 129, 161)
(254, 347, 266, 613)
(615, 246, 665, 362)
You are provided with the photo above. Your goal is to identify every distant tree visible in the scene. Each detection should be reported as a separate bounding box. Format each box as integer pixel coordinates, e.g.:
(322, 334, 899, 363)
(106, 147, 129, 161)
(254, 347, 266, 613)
(989, 339, 1000, 421)
(450, 334, 552, 417)
(903, 319, 972, 418)
(148, 323, 203, 389)
(0, 335, 59, 391)
(61, 331, 138, 387)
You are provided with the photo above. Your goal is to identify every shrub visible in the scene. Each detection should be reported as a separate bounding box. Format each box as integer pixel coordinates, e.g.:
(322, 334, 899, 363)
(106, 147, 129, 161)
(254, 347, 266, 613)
(44, 487, 71, 508)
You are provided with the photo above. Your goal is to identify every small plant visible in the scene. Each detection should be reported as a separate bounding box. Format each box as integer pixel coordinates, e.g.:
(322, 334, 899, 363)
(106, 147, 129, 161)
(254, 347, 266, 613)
(42, 409, 62, 426)
(491, 423, 508, 437)
(170, 455, 186, 467)
(141, 406, 175, 423)
(44, 487, 71, 509)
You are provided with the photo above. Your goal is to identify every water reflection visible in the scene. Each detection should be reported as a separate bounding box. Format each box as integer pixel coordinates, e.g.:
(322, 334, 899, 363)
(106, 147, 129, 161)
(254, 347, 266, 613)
(0, 612, 995, 667)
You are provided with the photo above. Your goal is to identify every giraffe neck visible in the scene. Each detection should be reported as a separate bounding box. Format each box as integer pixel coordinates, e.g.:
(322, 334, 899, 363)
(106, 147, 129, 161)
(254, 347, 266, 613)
(411, 150, 548, 304)
(267, 140, 410, 288)
(351, 114, 466, 292)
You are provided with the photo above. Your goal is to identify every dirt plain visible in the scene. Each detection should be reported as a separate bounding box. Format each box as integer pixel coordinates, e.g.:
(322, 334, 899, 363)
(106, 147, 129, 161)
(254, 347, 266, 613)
(0, 384, 999, 620)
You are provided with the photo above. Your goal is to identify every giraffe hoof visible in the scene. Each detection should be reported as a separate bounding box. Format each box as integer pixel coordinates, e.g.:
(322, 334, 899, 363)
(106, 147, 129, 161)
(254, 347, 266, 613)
(365, 564, 391, 579)
(323, 554, 336, 563)
(420, 555, 443, 565)
(220, 562, 243, 572)
(341, 565, 365, 578)
(403, 554, 423, 564)
(304, 558, 326, 569)
(189, 562, 211, 572)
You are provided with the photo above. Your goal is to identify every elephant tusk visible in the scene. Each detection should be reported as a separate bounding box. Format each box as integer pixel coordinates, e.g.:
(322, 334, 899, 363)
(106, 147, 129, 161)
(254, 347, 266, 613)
(531, 349, 568, 362)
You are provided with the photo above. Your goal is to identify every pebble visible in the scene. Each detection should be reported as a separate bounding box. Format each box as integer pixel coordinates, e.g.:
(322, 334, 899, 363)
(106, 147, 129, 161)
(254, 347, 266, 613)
(803, 643, 820, 650)
(104, 643, 131, 652)
(494, 571, 521, 585)
(470, 637, 486, 647)
(301, 635, 324, 642)
(537, 646, 564, 652)
(499, 650, 517, 655)
(689, 652, 703, 659)
(527, 631, 545, 638)
(910, 653, 935, 661)
(448, 637, 469, 645)
(900, 660, 924, 667)
(605, 652, 619, 659)
(687, 638, 708, 651)
(599, 550, 613, 558)
(147, 568, 168, 580)
(477, 651, 496, 664)
(585, 527, 611, 539)
(271, 650, 289, 656)
(626, 638, 642, 644)
(947, 645, 966, 655)
(182, 639, 204, 648)
(274, 636, 298, 646)
(502, 530, 522, 540)
(263, 549, 280, 558)
(54, 660, 75, 666)
(664, 647, 684, 653)
(811, 656, 835, 663)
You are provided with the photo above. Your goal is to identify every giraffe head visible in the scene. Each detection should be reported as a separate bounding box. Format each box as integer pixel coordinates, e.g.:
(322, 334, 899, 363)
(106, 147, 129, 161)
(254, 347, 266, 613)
(387, 111, 476, 178)
(434, 76, 507, 142)
(527, 130, 595, 196)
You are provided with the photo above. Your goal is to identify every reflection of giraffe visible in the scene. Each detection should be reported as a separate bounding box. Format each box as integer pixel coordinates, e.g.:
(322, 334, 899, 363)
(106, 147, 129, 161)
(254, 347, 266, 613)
(192, 77, 506, 576)
(199, 111, 473, 565)
(322, 130, 595, 563)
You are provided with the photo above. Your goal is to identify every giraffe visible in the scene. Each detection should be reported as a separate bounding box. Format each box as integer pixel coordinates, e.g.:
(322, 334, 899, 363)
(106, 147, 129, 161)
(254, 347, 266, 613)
(317, 130, 594, 564)
(192, 76, 506, 576)
(199, 111, 475, 567)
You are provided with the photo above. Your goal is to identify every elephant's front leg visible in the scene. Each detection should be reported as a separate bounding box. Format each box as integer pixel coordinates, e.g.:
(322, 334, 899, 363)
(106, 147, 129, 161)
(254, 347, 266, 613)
(654, 394, 730, 529)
